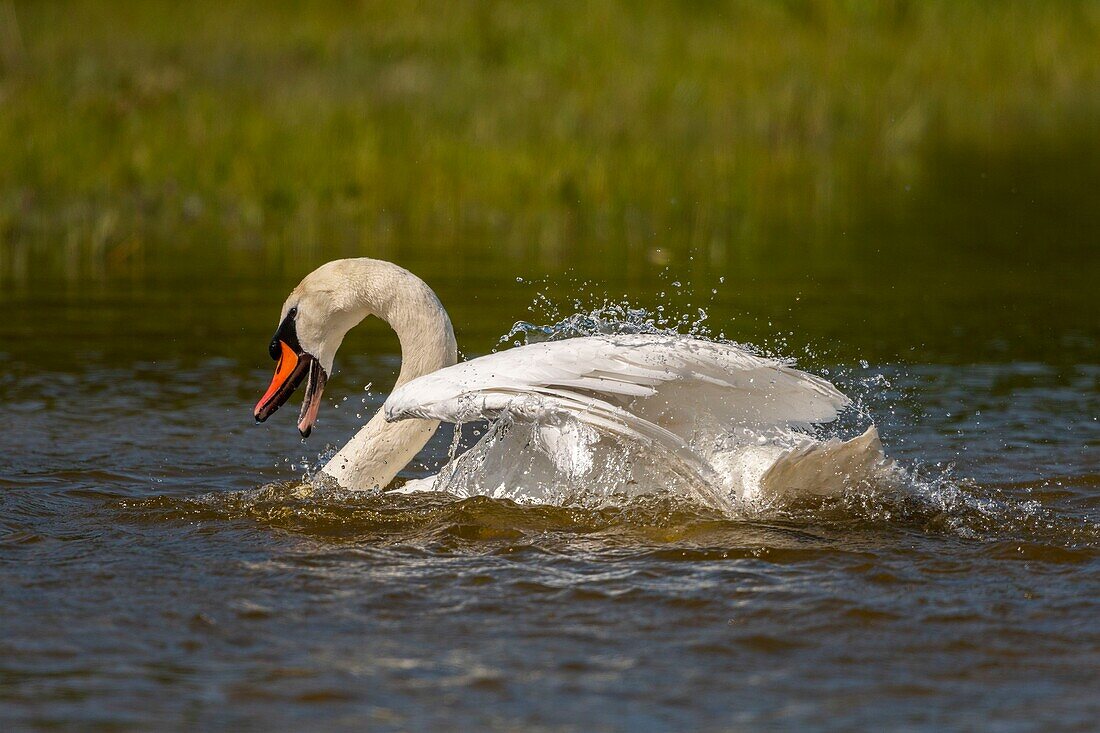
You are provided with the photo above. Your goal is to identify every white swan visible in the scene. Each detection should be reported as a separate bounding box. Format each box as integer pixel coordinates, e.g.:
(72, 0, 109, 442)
(253, 258, 886, 511)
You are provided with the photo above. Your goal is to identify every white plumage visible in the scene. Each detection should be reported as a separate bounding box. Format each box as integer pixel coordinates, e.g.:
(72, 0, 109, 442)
(384, 333, 847, 480)
(385, 334, 883, 510)
(386, 333, 848, 432)
(261, 259, 888, 511)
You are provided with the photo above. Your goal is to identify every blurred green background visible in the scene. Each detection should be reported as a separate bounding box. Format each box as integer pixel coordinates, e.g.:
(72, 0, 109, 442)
(1, 0, 1097, 362)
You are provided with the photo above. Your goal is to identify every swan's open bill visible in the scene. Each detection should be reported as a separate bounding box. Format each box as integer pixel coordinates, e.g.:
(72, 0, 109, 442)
(253, 306, 327, 437)
(251, 257, 887, 506)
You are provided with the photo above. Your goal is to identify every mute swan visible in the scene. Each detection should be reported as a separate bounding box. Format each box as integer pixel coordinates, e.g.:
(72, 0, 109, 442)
(253, 258, 885, 511)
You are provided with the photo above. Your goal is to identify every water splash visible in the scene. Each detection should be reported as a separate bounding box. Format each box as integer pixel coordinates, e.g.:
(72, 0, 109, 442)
(499, 287, 724, 350)
(117, 468, 1099, 553)
(248, 288, 1097, 551)
(423, 415, 725, 512)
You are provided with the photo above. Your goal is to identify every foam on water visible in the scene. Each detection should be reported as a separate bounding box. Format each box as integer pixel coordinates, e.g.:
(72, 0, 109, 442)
(117, 466, 1099, 555)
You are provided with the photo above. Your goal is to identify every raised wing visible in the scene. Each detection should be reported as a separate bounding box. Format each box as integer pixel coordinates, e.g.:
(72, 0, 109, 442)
(384, 334, 849, 442)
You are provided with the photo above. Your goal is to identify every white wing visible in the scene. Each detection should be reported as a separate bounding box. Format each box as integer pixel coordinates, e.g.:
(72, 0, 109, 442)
(384, 333, 848, 449)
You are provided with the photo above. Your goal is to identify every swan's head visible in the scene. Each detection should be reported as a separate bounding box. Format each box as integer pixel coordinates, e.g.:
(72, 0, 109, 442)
(253, 262, 370, 437)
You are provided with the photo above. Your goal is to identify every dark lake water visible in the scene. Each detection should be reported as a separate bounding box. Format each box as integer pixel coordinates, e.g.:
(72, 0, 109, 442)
(2, 256, 1098, 731)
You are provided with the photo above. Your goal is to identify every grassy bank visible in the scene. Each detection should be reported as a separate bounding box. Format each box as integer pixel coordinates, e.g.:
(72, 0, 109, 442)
(1, 0, 1098, 283)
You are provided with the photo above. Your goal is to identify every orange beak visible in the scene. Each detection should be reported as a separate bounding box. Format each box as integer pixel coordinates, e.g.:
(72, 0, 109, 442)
(255, 341, 301, 417)
(254, 340, 310, 422)
(254, 307, 329, 437)
(253, 340, 328, 437)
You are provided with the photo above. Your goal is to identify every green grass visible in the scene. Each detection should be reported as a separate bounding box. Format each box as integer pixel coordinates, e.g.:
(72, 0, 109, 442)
(1, 0, 1098, 283)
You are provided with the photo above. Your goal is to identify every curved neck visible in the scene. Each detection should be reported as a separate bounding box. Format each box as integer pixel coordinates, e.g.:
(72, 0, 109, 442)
(371, 265, 458, 389)
(320, 259, 458, 490)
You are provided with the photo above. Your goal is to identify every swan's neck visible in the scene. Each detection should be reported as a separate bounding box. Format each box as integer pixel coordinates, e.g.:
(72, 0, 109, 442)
(320, 260, 457, 490)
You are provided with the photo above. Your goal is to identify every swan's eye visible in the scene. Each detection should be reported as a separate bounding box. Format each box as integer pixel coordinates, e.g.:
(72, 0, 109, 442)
(269, 307, 302, 360)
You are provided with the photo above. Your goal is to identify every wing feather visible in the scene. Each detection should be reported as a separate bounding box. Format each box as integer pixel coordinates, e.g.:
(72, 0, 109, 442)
(384, 334, 849, 438)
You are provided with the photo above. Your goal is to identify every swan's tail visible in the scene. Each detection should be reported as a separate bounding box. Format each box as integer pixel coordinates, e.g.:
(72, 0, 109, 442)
(757, 426, 888, 500)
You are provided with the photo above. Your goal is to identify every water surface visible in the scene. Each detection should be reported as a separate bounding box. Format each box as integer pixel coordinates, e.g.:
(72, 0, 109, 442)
(2, 263, 1098, 731)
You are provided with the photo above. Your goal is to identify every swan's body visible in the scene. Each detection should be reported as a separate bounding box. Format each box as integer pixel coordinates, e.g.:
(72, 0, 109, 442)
(254, 258, 886, 511)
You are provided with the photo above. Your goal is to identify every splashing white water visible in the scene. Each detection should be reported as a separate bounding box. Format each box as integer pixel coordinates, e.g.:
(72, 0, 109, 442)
(388, 296, 899, 514)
